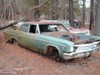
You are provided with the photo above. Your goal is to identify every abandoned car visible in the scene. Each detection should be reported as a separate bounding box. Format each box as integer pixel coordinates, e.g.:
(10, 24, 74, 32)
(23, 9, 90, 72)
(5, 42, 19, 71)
(4, 20, 100, 61)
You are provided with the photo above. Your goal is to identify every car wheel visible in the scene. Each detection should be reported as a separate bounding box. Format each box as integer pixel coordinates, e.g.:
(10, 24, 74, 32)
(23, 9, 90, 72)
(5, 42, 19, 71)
(12, 39, 18, 45)
(55, 53, 63, 62)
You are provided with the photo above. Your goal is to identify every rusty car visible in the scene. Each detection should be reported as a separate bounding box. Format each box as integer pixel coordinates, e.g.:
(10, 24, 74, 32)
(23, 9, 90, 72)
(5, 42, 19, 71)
(4, 20, 100, 61)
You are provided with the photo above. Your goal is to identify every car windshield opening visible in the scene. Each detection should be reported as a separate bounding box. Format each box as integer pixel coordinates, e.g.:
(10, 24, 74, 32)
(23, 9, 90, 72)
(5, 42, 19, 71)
(39, 24, 66, 33)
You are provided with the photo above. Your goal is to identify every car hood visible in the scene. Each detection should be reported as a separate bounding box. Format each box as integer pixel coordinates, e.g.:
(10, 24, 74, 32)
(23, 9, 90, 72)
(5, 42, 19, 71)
(42, 32, 81, 43)
(42, 32, 72, 37)
(42, 32, 100, 45)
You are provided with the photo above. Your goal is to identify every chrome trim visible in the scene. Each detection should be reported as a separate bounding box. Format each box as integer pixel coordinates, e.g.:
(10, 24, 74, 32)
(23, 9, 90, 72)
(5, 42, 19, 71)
(63, 51, 91, 60)
(63, 41, 100, 60)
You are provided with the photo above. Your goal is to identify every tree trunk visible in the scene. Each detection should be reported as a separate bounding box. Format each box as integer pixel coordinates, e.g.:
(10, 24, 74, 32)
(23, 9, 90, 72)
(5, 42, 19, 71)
(89, 0, 95, 34)
(82, 0, 86, 26)
(34, 0, 40, 20)
(0, 0, 4, 19)
(69, 0, 74, 27)
(50, 0, 59, 20)
(58, 0, 67, 19)
(95, 0, 100, 36)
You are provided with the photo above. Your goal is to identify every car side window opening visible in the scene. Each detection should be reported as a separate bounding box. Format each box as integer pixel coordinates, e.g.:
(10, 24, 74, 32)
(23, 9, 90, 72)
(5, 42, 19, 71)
(20, 24, 29, 32)
(29, 25, 37, 33)
(39, 24, 67, 33)
(40, 25, 52, 33)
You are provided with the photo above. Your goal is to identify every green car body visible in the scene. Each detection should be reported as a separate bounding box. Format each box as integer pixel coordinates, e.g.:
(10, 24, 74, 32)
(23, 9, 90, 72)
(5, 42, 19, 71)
(4, 21, 100, 60)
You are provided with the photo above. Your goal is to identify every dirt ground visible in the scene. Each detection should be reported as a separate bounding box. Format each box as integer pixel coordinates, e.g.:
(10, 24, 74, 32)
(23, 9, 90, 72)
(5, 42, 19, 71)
(0, 31, 100, 75)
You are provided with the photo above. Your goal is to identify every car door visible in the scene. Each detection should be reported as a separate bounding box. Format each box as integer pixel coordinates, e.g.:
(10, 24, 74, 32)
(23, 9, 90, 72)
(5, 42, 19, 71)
(25, 24, 40, 52)
(17, 23, 30, 47)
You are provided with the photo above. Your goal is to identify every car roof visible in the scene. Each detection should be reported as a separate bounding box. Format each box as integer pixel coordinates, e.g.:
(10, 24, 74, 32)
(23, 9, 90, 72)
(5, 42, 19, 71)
(25, 20, 61, 25)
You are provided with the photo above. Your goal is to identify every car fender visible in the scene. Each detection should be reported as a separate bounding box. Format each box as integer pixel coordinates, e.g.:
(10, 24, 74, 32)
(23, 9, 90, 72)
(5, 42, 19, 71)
(44, 44, 62, 57)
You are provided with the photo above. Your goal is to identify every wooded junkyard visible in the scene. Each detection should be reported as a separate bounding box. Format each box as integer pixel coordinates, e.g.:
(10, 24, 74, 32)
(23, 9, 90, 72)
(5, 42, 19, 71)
(0, 0, 100, 75)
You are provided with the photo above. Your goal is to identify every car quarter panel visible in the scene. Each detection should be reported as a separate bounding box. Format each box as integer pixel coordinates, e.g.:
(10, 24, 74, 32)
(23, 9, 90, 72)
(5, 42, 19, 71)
(5, 30, 28, 47)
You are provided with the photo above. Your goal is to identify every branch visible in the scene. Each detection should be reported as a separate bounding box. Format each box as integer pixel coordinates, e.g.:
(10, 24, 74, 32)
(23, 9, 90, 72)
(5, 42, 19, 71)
(0, 0, 50, 30)
(0, 18, 24, 30)
(19, 0, 50, 19)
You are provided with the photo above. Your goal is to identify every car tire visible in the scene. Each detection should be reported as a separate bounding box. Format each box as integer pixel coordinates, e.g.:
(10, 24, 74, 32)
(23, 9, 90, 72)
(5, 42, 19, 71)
(55, 53, 63, 62)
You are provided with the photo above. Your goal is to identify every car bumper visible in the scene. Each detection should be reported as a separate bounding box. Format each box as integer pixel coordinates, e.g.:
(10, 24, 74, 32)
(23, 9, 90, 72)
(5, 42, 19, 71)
(63, 51, 91, 60)
(63, 41, 100, 60)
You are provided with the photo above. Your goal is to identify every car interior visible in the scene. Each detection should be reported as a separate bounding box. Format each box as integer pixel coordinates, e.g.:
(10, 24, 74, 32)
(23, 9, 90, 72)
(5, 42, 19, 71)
(29, 25, 36, 33)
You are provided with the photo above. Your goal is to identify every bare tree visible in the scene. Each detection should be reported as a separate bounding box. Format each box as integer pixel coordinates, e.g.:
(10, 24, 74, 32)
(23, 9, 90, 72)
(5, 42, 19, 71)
(50, 0, 59, 20)
(0, 0, 4, 17)
(82, 0, 86, 26)
(34, 0, 40, 20)
(95, 0, 100, 36)
(69, 0, 74, 27)
(89, 0, 95, 34)
(58, 0, 68, 19)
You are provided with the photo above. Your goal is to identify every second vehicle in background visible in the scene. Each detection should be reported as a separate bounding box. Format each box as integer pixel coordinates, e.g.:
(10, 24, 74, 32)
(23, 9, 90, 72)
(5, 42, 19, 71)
(43, 20, 90, 35)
